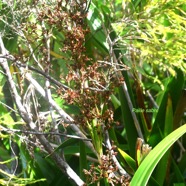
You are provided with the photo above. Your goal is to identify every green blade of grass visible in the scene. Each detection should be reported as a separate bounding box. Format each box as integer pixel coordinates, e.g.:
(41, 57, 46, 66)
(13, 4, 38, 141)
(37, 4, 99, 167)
(119, 86, 138, 158)
(79, 140, 87, 180)
(149, 68, 184, 146)
(130, 124, 186, 186)
(154, 94, 173, 184)
(117, 147, 136, 173)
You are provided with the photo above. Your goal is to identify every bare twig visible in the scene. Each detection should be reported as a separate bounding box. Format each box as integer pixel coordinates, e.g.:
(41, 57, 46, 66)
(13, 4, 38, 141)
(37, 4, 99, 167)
(16, 61, 70, 89)
(0, 126, 92, 141)
(0, 54, 70, 90)
(122, 81, 144, 139)
(0, 36, 85, 186)
(101, 23, 144, 139)
(0, 101, 18, 113)
(41, 20, 63, 149)
(146, 90, 159, 109)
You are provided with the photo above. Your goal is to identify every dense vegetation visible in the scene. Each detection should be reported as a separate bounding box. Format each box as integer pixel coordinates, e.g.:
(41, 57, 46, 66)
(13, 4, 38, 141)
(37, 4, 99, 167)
(0, 0, 185, 185)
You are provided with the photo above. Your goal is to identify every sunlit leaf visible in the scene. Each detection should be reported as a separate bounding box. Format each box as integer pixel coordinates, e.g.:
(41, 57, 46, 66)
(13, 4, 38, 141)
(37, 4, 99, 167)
(130, 124, 186, 186)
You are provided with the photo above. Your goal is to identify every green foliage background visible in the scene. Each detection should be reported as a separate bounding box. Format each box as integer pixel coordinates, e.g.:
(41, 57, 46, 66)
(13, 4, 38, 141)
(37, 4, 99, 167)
(0, 0, 185, 185)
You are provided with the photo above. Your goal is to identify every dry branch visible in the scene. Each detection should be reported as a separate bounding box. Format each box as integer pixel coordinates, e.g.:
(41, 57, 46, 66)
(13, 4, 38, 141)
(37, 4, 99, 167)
(0, 35, 85, 186)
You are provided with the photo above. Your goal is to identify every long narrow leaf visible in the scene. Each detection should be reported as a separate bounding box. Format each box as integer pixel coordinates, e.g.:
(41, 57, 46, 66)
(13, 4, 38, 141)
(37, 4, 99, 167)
(154, 94, 173, 184)
(79, 141, 87, 180)
(130, 124, 186, 186)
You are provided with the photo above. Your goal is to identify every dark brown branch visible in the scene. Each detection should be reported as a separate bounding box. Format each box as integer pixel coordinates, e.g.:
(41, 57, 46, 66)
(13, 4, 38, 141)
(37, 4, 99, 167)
(1, 126, 91, 141)
(0, 54, 70, 90)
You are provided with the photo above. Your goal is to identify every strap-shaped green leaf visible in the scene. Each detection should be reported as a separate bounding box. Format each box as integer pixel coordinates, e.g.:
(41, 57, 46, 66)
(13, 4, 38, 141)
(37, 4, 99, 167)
(130, 124, 186, 186)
